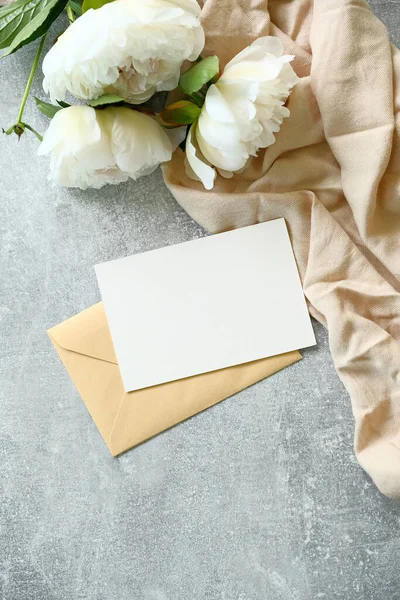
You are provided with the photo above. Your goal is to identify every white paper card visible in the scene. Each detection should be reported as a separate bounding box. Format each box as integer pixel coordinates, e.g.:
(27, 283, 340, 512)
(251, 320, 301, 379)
(95, 219, 316, 392)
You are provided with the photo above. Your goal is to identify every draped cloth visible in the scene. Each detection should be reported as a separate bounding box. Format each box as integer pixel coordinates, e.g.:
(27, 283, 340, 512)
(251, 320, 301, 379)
(162, 0, 400, 498)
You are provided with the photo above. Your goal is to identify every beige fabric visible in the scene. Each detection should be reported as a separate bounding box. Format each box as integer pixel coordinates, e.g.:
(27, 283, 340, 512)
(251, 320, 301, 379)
(48, 302, 301, 456)
(162, 0, 400, 498)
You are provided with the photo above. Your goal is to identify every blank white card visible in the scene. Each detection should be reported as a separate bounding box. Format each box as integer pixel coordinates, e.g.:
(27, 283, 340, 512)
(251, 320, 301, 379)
(95, 219, 316, 392)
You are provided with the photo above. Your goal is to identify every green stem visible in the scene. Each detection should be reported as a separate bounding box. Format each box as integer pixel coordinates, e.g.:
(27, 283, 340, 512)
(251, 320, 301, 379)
(66, 4, 75, 23)
(17, 33, 47, 125)
(190, 91, 204, 107)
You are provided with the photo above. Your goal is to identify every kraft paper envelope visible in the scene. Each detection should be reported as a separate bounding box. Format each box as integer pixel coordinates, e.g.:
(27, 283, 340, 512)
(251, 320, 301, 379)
(48, 302, 301, 456)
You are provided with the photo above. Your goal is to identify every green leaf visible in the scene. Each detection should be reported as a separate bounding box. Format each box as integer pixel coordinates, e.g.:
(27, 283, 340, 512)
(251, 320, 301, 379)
(82, 0, 114, 12)
(159, 100, 201, 127)
(2, 124, 18, 136)
(67, 0, 82, 15)
(57, 100, 70, 108)
(0, 0, 68, 56)
(21, 122, 43, 141)
(179, 56, 220, 96)
(88, 93, 124, 107)
(34, 96, 63, 118)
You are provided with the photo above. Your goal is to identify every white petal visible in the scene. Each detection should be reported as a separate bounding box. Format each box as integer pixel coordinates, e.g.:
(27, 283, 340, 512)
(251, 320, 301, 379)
(188, 24, 205, 60)
(164, 126, 187, 151)
(217, 168, 233, 179)
(224, 36, 284, 71)
(204, 85, 235, 123)
(197, 127, 249, 172)
(222, 56, 283, 82)
(110, 108, 172, 176)
(198, 110, 240, 151)
(38, 105, 101, 156)
(217, 80, 259, 105)
(185, 124, 216, 190)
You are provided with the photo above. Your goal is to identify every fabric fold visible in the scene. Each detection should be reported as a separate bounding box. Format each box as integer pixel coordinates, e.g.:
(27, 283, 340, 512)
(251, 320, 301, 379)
(162, 0, 400, 498)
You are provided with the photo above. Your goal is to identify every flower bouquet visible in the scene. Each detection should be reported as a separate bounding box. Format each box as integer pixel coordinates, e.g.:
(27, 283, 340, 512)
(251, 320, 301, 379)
(1, 0, 298, 190)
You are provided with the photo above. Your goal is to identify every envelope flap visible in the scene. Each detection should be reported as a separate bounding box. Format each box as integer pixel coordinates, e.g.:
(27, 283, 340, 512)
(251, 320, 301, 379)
(107, 350, 302, 456)
(48, 302, 117, 364)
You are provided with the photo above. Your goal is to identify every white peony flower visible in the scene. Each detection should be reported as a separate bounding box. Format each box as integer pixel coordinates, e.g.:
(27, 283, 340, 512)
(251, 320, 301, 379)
(185, 37, 299, 190)
(38, 105, 178, 189)
(42, 0, 204, 104)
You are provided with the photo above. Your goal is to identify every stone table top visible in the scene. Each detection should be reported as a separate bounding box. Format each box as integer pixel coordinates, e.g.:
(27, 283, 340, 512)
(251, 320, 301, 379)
(1, 2, 400, 599)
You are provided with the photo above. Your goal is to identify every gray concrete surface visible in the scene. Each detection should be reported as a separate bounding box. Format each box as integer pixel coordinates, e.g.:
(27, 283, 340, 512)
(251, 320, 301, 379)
(1, 2, 400, 599)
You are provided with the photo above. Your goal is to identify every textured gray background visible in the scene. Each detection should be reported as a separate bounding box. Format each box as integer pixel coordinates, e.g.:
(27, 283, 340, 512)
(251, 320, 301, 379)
(1, 2, 400, 599)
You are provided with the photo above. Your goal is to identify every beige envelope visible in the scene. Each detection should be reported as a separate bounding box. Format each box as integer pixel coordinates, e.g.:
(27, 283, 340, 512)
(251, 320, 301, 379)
(48, 302, 301, 456)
